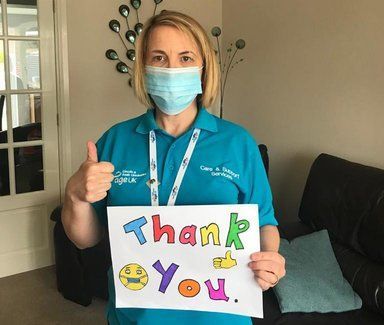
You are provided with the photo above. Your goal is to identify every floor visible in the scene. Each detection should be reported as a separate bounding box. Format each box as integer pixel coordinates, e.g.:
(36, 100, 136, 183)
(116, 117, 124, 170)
(0, 265, 106, 325)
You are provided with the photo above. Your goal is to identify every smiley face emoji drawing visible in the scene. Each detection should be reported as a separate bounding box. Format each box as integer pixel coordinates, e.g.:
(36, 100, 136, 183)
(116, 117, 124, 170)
(119, 263, 148, 290)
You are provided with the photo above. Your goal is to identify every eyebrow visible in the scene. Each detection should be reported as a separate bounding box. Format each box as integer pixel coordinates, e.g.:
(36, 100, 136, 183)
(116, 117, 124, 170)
(150, 50, 197, 56)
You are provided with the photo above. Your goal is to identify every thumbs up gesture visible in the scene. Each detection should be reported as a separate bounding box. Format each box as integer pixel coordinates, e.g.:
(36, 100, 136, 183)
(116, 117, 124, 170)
(86, 140, 99, 163)
(213, 250, 237, 269)
(65, 140, 115, 204)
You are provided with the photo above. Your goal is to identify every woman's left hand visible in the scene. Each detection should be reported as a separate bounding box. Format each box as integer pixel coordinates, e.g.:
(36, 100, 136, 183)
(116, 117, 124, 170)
(248, 251, 286, 291)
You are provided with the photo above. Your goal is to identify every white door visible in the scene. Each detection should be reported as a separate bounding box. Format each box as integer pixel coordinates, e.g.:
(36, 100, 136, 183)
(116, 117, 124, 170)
(0, 0, 60, 277)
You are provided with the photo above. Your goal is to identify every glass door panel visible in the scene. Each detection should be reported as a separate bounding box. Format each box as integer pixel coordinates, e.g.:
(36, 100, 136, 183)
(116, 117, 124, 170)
(1, 0, 44, 197)
(14, 144, 43, 193)
(7, 0, 38, 37)
(0, 148, 9, 196)
(0, 95, 6, 143)
(0, 1, 3, 36)
(0, 39, 5, 90)
(9, 40, 40, 90)
(11, 93, 41, 142)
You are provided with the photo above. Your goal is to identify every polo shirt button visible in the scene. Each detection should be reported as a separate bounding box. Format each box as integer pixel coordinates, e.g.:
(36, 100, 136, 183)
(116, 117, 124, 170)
(170, 165, 174, 170)
(171, 144, 176, 149)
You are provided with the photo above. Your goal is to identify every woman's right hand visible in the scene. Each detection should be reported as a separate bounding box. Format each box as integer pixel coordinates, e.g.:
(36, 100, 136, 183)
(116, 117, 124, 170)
(65, 141, 115, 204)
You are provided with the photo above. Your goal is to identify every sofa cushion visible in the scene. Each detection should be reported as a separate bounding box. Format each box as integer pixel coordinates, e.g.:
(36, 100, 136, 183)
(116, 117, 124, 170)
(274, 229, 362, 313)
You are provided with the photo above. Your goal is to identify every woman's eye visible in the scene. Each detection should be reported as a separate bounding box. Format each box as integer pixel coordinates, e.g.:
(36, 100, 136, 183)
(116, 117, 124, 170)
(153, 55, 165, 62)
(181, 56, 194, 63)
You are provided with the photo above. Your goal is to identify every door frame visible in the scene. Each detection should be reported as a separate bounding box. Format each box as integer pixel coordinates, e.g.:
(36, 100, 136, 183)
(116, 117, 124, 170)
(53, 0, 72, 202)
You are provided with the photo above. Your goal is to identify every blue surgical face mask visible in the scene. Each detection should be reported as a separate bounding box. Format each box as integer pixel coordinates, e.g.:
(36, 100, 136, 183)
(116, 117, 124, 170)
(145, 65, 203, 115)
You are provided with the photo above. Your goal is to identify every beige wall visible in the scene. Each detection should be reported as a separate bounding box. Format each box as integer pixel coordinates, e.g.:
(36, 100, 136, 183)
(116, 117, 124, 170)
(66, 0, 222, 173)
(222, 0, 384, 221)
(65, 0, 384, 222)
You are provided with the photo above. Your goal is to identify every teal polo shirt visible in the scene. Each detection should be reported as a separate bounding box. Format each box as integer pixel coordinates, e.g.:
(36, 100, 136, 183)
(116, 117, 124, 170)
(92, 107, 278, 325)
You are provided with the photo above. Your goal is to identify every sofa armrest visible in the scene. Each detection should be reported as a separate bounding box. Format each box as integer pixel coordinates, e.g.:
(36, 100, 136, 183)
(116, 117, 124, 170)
(332, 241, 384, 315)
(50, 205, 63, 222)
(258, 144, 269, 177)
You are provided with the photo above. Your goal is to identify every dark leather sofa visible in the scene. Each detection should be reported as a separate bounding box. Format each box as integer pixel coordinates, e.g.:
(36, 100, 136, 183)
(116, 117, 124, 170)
(51, 208, 111, 305)
(254, 153, 384, 325)
(51, 151, 384, 324)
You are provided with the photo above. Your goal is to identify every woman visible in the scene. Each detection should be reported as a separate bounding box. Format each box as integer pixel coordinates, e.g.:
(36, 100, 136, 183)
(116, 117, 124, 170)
(62, 10, 285, 325)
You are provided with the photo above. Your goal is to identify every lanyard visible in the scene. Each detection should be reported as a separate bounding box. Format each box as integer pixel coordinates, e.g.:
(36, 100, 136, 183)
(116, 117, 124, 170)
(149, 128, 201, 206)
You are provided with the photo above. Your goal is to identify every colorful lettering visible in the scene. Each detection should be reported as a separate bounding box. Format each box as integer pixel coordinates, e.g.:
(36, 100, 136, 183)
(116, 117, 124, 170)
(204, 279, 229, 301)
(200, 223, 220, 246)
(152, 214, 175, 243)
(152, 260, 179, 293)
(178, 279, 201, 298)
(225, 213, 250, 250)
(123, 216, 148, 245)
(179, 225, 197, 246)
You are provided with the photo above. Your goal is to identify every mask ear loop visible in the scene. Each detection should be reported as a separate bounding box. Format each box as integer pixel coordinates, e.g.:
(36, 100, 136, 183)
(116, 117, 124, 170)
(198, 64, 206, 109)
(194, 64, 204, 109)
(148, 94, 159, 111)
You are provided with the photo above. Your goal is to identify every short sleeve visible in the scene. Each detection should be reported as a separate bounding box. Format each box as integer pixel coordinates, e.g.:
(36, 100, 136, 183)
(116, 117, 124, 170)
(241, 137, 278, 227)
(91, 133, 108, 227)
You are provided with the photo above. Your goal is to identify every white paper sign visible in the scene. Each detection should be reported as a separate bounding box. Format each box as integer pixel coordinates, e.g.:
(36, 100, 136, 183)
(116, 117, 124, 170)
(107, 204, 263, 318)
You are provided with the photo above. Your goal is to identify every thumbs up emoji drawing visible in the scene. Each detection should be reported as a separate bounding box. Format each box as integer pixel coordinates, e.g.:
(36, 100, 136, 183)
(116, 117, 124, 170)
(213, 250, 237, 269)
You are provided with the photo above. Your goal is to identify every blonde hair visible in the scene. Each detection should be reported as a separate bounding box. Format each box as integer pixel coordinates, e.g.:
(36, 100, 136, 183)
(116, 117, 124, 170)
(133, 10, 220, 108)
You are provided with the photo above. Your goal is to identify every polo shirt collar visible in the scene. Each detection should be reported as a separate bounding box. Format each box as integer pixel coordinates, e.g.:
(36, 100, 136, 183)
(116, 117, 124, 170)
(135, 109, 159, 134)
(193, 107, 218, 133)
(135, 107, 218, 134)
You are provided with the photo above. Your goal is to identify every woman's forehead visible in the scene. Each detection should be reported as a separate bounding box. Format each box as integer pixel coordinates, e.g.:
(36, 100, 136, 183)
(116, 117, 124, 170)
(147, 25, 199, 53)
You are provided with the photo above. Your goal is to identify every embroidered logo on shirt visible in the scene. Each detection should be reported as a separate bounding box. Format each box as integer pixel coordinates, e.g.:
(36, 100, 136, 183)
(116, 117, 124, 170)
(114, 169, 147, 186)
(200, 165, 240, 181)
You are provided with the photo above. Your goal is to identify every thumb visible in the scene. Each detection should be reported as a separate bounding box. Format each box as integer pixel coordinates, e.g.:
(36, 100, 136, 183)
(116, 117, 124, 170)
(225, 250, 233, 260)
(86, 140, 98, 162)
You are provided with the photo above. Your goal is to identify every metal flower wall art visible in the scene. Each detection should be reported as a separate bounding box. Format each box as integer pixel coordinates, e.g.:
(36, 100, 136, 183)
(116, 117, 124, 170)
(106, 1, 246, 118)
(106, 0, 164, 87)
(211, 26, 246, 118)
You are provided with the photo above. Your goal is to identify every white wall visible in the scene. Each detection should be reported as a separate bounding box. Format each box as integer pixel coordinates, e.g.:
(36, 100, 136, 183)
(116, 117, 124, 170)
(66, 0, 222, 173)
(222, 0, 384, 221)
